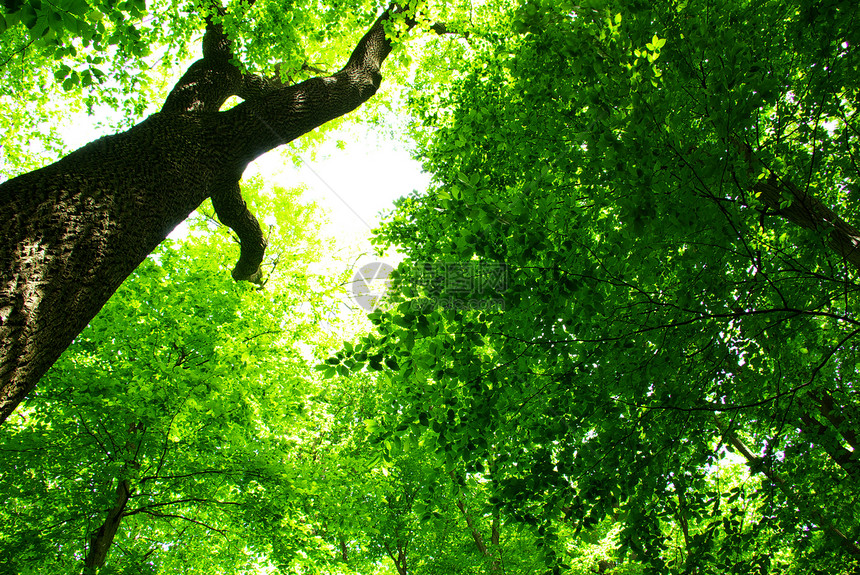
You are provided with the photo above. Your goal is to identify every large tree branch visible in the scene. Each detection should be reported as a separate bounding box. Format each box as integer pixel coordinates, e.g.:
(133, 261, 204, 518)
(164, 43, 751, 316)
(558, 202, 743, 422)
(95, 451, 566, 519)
(0, 3, 419, 423)
(222, 4, 413, 164)
(166, 3, 416, 282)
(713, 415, 860, 556)
(733, 138, 860, 271)
(206, 3, 414, 280)
(210, 180, 266, 281)
(161, 7, 246, 114)
(450, 471, 496, 560)
(808, 389, 860, 452)
(754, 176, 860, 271)
(798, 411, 860, 479)
(383, 540, 408, 575)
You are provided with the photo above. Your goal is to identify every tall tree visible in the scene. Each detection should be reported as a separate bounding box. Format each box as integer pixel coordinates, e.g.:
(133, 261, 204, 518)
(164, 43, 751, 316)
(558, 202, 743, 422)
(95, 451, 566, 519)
(0, 1, 418, 423)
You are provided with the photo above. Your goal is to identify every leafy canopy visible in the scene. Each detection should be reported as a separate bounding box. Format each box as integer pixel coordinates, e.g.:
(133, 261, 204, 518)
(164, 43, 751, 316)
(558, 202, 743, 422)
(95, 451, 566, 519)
(324, 0, 860, 572)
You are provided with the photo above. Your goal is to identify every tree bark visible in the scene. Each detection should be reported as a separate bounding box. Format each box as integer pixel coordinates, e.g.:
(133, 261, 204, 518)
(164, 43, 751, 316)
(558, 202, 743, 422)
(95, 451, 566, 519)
(730, 137, 860, 271)
(84, 479, 133, 573)
(383, 540, 408, 575)
(0, 4, 412, 424)
(672, 478, 693, 567)
(450, 471, 501, 571)
(807, 389, 860, 452)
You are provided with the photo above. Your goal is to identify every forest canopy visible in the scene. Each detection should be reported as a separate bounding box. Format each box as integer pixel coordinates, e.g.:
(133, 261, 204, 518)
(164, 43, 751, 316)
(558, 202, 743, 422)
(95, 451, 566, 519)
(1, 0, 859, 573)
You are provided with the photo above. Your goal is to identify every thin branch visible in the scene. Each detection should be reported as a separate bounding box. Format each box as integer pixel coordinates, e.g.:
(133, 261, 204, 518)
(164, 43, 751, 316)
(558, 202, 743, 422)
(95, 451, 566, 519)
(139, 510, 229, 538)
(0, 37, 37, 69)
(124, 497, 242, 517)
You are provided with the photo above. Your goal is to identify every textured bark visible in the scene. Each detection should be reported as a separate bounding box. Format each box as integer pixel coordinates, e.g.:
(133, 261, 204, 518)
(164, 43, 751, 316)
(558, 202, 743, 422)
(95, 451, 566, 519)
(0, 4, 411, 424)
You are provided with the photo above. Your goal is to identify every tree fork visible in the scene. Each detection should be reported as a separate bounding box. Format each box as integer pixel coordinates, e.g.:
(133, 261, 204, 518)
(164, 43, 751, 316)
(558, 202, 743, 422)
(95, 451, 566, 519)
(0, 3, 415, 424)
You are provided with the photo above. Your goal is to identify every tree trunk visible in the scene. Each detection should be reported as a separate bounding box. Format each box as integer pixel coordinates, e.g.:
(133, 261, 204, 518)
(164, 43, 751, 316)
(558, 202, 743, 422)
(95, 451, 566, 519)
(451, 471, 501, 571)
(0, 4, 412, 424)
(384, 540, 408, 575)
(807, 389, 860, 452)
(489, 510, 501, 573)
(84, 479, 133, 573)
(754, 176, 860, 271)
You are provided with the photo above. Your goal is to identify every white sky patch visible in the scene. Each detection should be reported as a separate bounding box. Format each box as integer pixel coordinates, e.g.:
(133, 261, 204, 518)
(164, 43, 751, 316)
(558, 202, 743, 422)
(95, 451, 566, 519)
(265, 137, 428, 245)
(243, 124, 429, 331)
(249, 125, 427, 272)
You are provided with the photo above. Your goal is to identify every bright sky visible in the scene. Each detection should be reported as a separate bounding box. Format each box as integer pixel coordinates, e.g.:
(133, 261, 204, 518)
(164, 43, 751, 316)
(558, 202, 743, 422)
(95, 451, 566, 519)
(282, 130, 429, 315)
(251, 129, 430, 248)
(243, 122, 429, 312)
